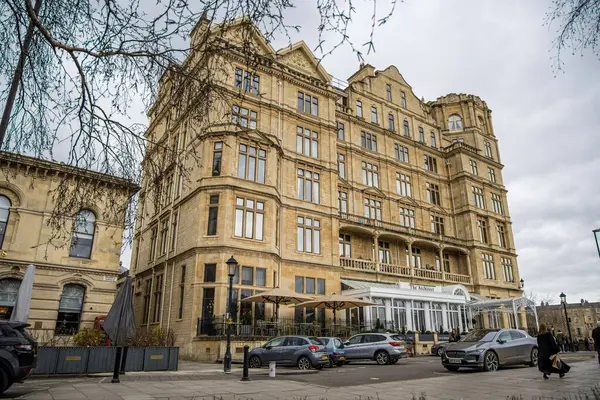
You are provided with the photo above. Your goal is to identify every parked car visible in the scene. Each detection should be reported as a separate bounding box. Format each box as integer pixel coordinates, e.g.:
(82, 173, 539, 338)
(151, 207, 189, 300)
(0, 321, 37, 394)
(318, 337, 346, 367)
(343, 333, 407, 365)
(248, 336, 328, 370)
(430, 342, 450, 356)
(441, 329, 538, 372)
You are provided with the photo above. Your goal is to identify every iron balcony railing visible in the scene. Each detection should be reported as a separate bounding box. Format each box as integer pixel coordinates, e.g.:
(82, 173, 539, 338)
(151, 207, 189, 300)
(338, 212, 468, 247)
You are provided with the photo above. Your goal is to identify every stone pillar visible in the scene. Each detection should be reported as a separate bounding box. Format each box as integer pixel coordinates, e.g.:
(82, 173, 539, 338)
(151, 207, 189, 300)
(439, 246, 445, 280)
(408, 241, 414, 277)
(464, 251, 473, 279)
(424, 302, 432, 332)
(442, 303, 449, 332)
(384, 298, 392, 330)
(519, 307, 528, 329)
(373, 232, 380, 272)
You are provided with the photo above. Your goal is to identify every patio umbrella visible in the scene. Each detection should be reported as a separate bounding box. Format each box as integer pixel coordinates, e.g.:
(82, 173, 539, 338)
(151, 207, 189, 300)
(10, 264, 35, 323)
(241, 287, 314, 325)
(294, 294, 376, 325)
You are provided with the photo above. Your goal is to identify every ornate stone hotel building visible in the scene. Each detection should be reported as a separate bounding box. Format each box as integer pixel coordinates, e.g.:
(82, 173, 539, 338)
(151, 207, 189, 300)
(131, 17, 525, 354)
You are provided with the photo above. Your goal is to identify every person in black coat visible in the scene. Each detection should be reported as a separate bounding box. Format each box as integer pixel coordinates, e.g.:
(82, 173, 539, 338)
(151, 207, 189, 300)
(537, 323, 569, 379)
(592, 322, 600, 365)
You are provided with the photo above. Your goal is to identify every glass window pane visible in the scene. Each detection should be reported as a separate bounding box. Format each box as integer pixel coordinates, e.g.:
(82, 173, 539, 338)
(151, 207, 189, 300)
(247, 157, 256, 181)
(238, 154, 247, 178)
(245, 211, 254, 238)
(295, 276, 304, 293)
(256, 268, 266, 287)
(297, 177, 304, 199)
(311, 140, 318, 157)
(257, 159, 266, 183)
(306, 278, 315, 294)
(313, 182, 319, 204)
(305, 228, 312, 252)
(304, 138, 310, 156)
(297, 227, 304, 251)
(256, 213, 264, 240)
(296, 136, 302, 153)
(305, 179, 311, 202)
(242, 267, 253, 285)
(314, 230, 320, 254)
(234, 209, 244, 237)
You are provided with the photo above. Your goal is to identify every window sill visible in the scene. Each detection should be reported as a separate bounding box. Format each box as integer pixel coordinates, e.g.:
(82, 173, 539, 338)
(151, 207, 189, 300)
(233, 236, 265, 243)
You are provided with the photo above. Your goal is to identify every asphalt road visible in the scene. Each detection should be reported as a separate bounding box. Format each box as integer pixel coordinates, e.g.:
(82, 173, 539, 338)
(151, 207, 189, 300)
(250, 355, 532, 387)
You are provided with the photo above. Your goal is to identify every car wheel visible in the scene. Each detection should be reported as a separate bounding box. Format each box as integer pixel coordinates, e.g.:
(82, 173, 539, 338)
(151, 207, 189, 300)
(528, 348, 539, 367)
(297, 356, 312, 370)
(444, 365, 459, 372)
(437, 347, 444, 357)
(483, 351, 499, 372)
(0, 368, 9, 394)
(375, 351, 390, 365)
(336, 361, 344, 367)
(328, 358, 335, 368)
(248, 356, 262, 369)
(315, 364, 324, 370)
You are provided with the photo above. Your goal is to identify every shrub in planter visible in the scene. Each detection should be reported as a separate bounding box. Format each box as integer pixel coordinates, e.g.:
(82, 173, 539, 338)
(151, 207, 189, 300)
(73, 328, 104, 347)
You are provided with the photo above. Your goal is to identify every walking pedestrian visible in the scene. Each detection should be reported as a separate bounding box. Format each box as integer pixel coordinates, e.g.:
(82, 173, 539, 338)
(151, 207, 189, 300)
(592, 322, 600, 365)
(537, 323, 570, 379)
(584, 337, 590, 352)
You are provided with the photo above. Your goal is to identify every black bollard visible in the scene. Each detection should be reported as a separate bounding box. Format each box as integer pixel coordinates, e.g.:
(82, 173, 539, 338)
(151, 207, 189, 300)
(120, 346, 128, 375)
(241, 345, 250, 382)
(111, 346, 122, 383)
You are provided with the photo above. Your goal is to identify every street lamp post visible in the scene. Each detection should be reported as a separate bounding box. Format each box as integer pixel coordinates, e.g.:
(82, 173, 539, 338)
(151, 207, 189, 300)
(559, 292, 573, 351)
(224, 256, 237, 374)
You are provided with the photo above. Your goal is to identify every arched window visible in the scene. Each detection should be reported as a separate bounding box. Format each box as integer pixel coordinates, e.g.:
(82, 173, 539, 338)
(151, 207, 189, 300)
(448, 114, 463, 130)
(69, 210, 95, 259)
(0, 278, 21, 320)
(0, 196, 11, 249)
(484, 141, 493, 159)
(478, 115, 487, 134)
(55, 284, 85, 334)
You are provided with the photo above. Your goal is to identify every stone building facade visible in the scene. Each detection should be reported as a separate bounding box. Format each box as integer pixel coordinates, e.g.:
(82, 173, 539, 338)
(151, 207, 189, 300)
(0, 151, 136, 338)
(130, 17, 523, 355)
(537, 301, 600, 340)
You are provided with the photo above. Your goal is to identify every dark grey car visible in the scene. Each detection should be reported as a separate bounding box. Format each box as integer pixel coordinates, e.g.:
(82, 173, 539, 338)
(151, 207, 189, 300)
(442, 329, 538, 372)
(248, 336, 329, 370)
(343, 333, 407, 365)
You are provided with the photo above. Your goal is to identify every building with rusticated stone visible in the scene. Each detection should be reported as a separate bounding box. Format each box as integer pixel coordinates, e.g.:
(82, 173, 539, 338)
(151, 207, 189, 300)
(0, 151, 137, 339)
(130, 16, 525, 357)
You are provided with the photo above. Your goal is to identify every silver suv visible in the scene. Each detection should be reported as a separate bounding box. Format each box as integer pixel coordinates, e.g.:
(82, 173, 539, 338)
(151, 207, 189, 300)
(343, 333, 407, 365)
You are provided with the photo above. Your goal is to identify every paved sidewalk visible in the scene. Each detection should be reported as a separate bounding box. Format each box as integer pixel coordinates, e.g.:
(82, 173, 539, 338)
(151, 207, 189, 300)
(16, 359, 600, 400)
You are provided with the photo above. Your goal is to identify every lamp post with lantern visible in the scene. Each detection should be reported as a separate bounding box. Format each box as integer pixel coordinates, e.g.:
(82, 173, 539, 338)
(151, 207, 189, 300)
(559, 292, 573, 350)
(593, 228, 600, 259)
(224, 256, 238, 373)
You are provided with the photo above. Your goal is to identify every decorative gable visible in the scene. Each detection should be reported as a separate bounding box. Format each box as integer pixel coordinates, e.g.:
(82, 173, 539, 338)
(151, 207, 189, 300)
(276, 42, 331, 82)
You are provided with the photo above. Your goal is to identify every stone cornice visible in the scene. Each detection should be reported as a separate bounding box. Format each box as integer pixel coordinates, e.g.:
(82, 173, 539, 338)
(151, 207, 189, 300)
(0, 258, 120, 276)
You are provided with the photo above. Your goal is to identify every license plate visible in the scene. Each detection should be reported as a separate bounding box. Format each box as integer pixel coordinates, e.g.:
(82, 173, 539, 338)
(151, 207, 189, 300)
(338, 356, 345, 360)
(448, 358, 461, 364)
(321, 355, 328, 360)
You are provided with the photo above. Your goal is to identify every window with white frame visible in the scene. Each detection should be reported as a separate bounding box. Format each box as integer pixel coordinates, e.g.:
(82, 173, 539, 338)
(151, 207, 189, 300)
(482, 253, 496, 280)
(406, 246, 422, 268)
(491, 193, 504, 214)
(234, 67, 260, 94)
(497, 224, 506, 248)
(477, 218, 488, 243)
(488, 167, 496, 183)
(392, 299, 407, 332)
(426, 183, 441, 205)
(361, 162, 379, 188)
(356, 100, 363, 118)
(297, 216, 320, 254)
(378, 241, 391, 264)
(337, 153, 346, 179)
(297, 92, 318, 116)
(396, 173, 412, 197)
(338, 191, 348, 215)
(502, 258, 514, 282)
(339, 234, 351, 257)
(448, 114, 463, 130)
(364, 197, 382, 221)
(472, 186, 485, 208)
(296, 126, 319, 158)
(484, 141, 493, 158)
(360, 131, 377, 152)
(371, 106, 378, 124)
(470, 159, 478, 175)
(431, 215, 445, 235)
(395, 144, 409, 163)
(234, 197, 264, 240)
(424, 155, 438, 173)
(232, 105, 258, 129)
(399, 207, 415, 228)
(297, 168, 320, 204)
(238, 144, 266, 183)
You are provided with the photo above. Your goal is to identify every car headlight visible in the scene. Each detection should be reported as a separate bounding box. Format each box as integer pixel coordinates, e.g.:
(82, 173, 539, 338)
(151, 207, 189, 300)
(468, 349, 486, 354)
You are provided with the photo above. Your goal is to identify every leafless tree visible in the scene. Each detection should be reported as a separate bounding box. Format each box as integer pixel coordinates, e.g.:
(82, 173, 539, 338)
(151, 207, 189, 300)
(546, 0, 600, 71)
(0, 0, 400, 255)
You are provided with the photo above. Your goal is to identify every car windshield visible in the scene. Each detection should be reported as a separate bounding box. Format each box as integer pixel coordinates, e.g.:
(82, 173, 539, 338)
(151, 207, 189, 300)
(318, 338, 329, 345)
(308, 337, 322, 345)
(461, 330, 498, 342)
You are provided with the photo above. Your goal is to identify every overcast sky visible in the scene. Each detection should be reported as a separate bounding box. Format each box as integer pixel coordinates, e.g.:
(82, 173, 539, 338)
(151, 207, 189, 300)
(123, 0, 600, 303)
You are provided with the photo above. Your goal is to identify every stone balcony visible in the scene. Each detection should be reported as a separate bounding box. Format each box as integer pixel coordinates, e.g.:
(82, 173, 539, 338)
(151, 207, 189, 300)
(340, 257, 473, 285)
